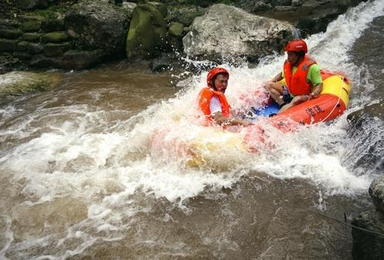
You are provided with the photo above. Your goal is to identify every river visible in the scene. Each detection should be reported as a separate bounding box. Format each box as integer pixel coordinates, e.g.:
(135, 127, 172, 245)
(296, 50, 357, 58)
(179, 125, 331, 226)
(0, 1, 383, 259)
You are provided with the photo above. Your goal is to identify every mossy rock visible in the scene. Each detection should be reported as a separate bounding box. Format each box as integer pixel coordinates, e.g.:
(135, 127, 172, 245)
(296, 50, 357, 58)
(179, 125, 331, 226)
(20, 20, 42, 32)
(26, 42, 44, 54)
(41, 19, 65, 32)
(41, 31, 69, 43)
(149, 2, 168, 17)
(0, 39, 20, 52)
(168, 22, 184, 37)
(126, 4, 167, 59)
(0, 71, 62, 104)
(17, 41, 28, 51)
(30, 55, 60, 68)
(13, 52, 32, 61)
(20, 32, 42, 42)
(0, 29, 23, 39)
(43, 42, 71, 57)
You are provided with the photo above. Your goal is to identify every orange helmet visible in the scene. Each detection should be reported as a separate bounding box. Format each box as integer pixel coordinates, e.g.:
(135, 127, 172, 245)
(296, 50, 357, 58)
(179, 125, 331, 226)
(207, 67, 229, 88)
(285, 39, 308, 53)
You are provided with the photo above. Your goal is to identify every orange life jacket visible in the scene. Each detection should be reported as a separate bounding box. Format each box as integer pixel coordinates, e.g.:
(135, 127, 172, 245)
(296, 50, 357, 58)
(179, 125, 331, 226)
(198, 87, 231, 121)
(283, 55, 316, 96)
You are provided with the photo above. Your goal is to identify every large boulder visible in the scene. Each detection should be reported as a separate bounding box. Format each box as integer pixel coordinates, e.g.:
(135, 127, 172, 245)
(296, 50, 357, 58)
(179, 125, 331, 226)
(125, 4, 167, 59)
(65, 0, 130, 56)
(182, 4, 296, 62)
(243, 0, 369, 35)
(0, 71, 62, 104)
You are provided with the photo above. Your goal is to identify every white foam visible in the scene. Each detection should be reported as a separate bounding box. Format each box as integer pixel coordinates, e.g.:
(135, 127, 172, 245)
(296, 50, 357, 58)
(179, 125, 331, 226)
(0, 2, 383, 258)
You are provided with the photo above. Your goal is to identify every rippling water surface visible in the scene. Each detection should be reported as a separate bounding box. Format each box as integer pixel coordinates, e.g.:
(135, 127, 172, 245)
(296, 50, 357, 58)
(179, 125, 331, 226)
(1, 1, 384, 259)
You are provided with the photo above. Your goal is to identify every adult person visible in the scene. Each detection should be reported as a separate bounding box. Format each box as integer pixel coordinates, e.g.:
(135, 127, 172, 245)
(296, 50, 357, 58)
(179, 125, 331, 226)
(198, 67, 251, 127)
(265, 39, 323, 113)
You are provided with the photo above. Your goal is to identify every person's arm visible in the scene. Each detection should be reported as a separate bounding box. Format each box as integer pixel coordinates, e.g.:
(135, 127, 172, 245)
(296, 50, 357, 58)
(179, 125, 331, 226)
(212, 112, 252, 127)
(309, 83, 323, 99)
(270, 72, 283, 83)
(307, 64, 323, 99)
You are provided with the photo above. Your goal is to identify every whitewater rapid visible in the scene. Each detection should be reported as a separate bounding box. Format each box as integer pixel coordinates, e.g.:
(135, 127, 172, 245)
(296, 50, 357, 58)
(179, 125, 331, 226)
(0, 0, 383, 259)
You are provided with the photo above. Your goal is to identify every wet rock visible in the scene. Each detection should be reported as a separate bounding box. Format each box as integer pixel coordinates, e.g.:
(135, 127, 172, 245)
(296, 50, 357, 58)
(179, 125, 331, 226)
(0, 19, 19, 30)
(253, 2, 273, 12)
(150, 52, 181, 72)
(122, 2, 137, 18)
(17, 0, 49, 10)
(271, 0, 291, 6)
(126, 4, 167, 59)
(239, 0, 367, 35)
(13, 52, 32, 61)
(27, 42, 44, 54)
(0, 71, 62, 104)
(291, 0, 303, 6)
(65, 0, 130, 56)
(20, 18, 43, 32)
(17, 41, 28, 51)
(20, 32, 42, 42)
(41, 31, 69, 43)
(30, 55, 60, 67)
(149, 1, 168, 17)
(347, 103, 384, 124)
(0, 55, 23, 75)
(370, 175, 384, 215)
(167, 6, 205, 26)
(352, 211, 384, 260)
(345, 103, 384, 176)
(0, 29, 22, 39)
(43, 42, 71, 57)
(183, 4, 296, 62)
(0, 39, 20, 52)
(41, 18, 65, 32)
(168, 22, 184, 37)
(61, 50, 104, 70)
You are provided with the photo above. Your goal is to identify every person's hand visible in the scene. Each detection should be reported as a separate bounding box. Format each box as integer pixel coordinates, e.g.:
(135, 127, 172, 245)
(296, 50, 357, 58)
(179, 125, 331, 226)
(309, 90, 320, 99)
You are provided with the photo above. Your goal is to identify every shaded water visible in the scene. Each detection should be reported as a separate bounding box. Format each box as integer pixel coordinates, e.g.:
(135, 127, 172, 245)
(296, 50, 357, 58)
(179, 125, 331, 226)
(1, 1, 384, 259)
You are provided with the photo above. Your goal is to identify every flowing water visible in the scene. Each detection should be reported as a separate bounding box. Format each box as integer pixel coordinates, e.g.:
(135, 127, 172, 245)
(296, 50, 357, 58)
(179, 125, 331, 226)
(1, 1, 384, 259)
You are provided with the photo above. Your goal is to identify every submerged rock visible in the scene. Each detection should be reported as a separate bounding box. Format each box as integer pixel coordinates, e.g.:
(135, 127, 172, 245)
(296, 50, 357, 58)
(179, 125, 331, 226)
(347, 103, 384, 124)
(345, 103, 384, 175)
(0, 71, 62, 104)
(183, 4, 296, 62)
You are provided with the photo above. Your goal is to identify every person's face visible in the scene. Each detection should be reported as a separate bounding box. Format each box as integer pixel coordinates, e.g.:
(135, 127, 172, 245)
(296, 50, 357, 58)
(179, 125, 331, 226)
(213, 74, 229, 93)
(287, 51, 299, 65)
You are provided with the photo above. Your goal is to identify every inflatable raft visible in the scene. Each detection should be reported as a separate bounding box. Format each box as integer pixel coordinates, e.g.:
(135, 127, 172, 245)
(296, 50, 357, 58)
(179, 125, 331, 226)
(251, 71, 351, 126)
(151, 71, 351, 168)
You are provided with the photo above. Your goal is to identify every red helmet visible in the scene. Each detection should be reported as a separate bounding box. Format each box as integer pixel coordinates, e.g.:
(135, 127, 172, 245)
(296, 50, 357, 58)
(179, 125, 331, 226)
(207, 67, 229, 88)
(285, 39, 308, 53)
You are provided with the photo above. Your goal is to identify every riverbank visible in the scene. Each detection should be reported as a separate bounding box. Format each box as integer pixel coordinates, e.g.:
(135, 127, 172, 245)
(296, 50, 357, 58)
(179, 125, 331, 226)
(0, 0, 368, 74)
